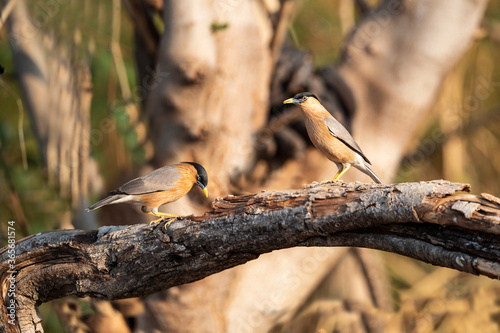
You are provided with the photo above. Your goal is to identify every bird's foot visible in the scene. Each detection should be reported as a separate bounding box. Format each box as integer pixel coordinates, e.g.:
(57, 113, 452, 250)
(315, 179, 342, 184)
(312, 179, 339, 185)
(149, 217, 163, 225)
(147, 212, 179, 227)
(162, 217, 178, 230)
(148, 216, 178, 230)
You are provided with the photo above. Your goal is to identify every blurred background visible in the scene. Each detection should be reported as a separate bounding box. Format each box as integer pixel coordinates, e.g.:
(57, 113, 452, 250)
(1, 0, 500, 332)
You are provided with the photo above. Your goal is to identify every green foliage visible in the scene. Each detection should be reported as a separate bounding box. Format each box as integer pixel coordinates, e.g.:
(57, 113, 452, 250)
(211, 21, 229, 32)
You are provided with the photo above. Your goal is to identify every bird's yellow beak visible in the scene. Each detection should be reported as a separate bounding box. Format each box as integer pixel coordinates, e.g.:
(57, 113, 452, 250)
(203, 187, 208, 198)
(283, 98, 296, 104)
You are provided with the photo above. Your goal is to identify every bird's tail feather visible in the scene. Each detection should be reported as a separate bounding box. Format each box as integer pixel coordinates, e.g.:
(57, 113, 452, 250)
(358, 163, 383, 184)
(86, 195, 127, 211)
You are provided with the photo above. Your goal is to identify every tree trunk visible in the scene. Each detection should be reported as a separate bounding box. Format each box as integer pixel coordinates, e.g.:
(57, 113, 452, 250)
(5, 0, 97, 229)
(339, 0, 490, 180)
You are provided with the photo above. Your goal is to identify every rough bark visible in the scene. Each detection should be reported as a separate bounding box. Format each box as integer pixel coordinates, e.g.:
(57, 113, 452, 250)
(2, 180, 500, 332)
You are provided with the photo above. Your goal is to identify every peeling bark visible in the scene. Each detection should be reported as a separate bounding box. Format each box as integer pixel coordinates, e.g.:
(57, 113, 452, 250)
(2, 180, 500, 332)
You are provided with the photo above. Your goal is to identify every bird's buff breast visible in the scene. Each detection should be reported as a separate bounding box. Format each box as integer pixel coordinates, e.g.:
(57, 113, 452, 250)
(304, 117, 357, 164)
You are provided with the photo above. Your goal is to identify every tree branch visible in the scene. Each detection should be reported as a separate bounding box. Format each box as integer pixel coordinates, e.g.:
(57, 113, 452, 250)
(2, 180, 500, 332)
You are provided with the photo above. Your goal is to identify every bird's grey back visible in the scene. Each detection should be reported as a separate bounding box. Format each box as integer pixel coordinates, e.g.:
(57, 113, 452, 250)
(112, 165, 182, 195)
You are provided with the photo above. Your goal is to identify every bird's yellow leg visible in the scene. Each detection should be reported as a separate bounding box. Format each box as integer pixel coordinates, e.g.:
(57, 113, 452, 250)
(146, 212, 179, 225)
(333, 164, 350, 182)
(313, 164, 350, 184)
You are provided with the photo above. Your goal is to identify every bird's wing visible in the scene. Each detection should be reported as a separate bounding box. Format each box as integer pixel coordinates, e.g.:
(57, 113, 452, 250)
(324, 117, 371, 164)
(111, 165, 182, 195)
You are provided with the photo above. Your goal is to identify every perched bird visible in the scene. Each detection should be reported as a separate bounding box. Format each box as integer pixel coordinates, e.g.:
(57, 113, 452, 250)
(87, 162, 208, 224)
(283, 92, 382, 183)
